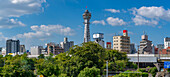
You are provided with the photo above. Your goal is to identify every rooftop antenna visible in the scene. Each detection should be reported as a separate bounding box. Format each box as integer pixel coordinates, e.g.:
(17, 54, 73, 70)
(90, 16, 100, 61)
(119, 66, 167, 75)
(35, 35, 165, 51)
(114, 33, 116, 36)
(118, 33, 120, 36)
(143, 31, 146, 35)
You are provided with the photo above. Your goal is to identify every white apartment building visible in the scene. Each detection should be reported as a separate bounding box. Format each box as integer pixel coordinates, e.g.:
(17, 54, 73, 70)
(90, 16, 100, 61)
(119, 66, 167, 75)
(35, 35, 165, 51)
(164, 37, 170, 49)
(113, 30, 130, 53)
(30, 46, 43, 55)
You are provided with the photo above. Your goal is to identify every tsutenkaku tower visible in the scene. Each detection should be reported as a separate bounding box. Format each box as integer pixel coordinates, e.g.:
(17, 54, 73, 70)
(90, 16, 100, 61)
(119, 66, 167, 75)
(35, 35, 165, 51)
(83, 10, 91, 42)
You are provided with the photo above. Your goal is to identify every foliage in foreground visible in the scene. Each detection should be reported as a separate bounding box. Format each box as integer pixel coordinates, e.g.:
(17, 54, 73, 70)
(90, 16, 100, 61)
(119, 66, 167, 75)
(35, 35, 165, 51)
(148, 67, 158, 77)
(0, 42, 138, 77)
(113, 70, 148, 77)
(78, 67, 101, 77)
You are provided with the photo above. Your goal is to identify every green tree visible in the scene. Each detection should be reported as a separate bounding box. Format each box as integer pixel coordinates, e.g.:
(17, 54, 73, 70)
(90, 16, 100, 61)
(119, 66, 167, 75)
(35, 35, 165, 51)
(55, 42, 105, 77)
(148, 67, 158, 77)
(105, 50, 128, 62)
(103, 50, 137, 71)
(78, 67, 100, 77)
(115, 60, 127, 71)
(1, 54, 35, 77)
(38, 54, 45, 59)
(35, 56, 60, 77)
(0, 55, 4, 67)
(58, 73, 68, 77)
(114, 70, 148, 77)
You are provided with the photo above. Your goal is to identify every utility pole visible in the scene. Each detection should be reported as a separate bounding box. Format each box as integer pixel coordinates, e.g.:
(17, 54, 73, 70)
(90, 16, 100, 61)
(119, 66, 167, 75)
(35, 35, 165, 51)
(106, 61, 108, 77)
(137, 45, 140, 69)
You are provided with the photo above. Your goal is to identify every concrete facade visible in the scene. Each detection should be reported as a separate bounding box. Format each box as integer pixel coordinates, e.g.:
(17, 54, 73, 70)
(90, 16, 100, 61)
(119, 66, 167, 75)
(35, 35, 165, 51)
(113, 30, 130, 53)
(60, 37, 74, 52)
(47, 42, 64, 55)
(30, 46, 43, 55)
(139, 34, 153, 54)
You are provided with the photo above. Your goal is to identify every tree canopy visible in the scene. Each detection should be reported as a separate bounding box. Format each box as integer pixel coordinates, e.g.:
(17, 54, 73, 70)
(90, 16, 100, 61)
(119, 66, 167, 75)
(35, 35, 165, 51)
(0, 42, 141, 77)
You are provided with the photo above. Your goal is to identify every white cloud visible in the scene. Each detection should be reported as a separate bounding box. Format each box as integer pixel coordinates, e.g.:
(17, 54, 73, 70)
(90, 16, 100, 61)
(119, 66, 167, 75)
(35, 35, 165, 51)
(0, 32, 8, 41)
(134, 6, 170, 21)
(0, 0, 46, 28)
(11, 0, 31, 4)
(16, 24, 75, 39)
(133, 15, 158, 26)
(136, 6, 164, 18)
(0, 32, 9, 47)
(92, 20, 106, 25)
(106, 17, 126, 26)
(0, 0, 46, 17)
(105, 9, 120, 13)
(0, 18, 25, 28)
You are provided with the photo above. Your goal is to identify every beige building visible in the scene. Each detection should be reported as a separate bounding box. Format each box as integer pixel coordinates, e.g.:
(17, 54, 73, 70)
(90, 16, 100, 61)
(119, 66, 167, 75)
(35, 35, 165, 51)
(113, 30, 130, 53)
(47, 42, 64, 55)
(139, 34, 153, 54)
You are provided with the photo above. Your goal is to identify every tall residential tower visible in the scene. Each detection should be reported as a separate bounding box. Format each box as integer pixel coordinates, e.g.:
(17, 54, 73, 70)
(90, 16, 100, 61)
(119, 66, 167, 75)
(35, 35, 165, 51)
(6, 39, 20, 55)
(83, 10, 91, 42)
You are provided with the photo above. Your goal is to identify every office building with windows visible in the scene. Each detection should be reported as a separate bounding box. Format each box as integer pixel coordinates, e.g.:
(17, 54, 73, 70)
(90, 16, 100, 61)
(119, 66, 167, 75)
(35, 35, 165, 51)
(6, 39, 20, 55)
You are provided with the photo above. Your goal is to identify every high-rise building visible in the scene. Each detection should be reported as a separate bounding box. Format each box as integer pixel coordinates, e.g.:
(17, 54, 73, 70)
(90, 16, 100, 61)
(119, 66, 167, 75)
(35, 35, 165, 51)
(130, 43, 136, 54)
(106, 42, 112, 49)
(93, 33, 104, 48)
(47, 42, 64, 55)
(113, 30, 130, 53)
(6, 39, 20, 55)
(20, 45, 26, 54)
(164, 37, 170, 49)
(139, 34, 152, 54)
(30, 46, 43, 55)
(60, 37, 74, 52)
(83, 10, 91, 42)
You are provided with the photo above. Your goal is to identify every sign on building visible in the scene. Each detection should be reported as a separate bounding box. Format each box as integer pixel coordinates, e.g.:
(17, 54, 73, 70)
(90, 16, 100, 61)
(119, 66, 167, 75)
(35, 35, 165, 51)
(164, 61, 170, 68)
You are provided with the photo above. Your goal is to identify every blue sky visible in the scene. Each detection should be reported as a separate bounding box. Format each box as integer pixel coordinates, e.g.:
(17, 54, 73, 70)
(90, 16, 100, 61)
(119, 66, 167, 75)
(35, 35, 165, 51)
(0, 0, 170, 49)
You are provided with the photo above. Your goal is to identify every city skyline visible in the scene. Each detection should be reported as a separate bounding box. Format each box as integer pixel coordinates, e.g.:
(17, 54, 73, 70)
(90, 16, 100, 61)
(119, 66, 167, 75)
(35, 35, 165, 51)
(0, 0, 170, 49)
